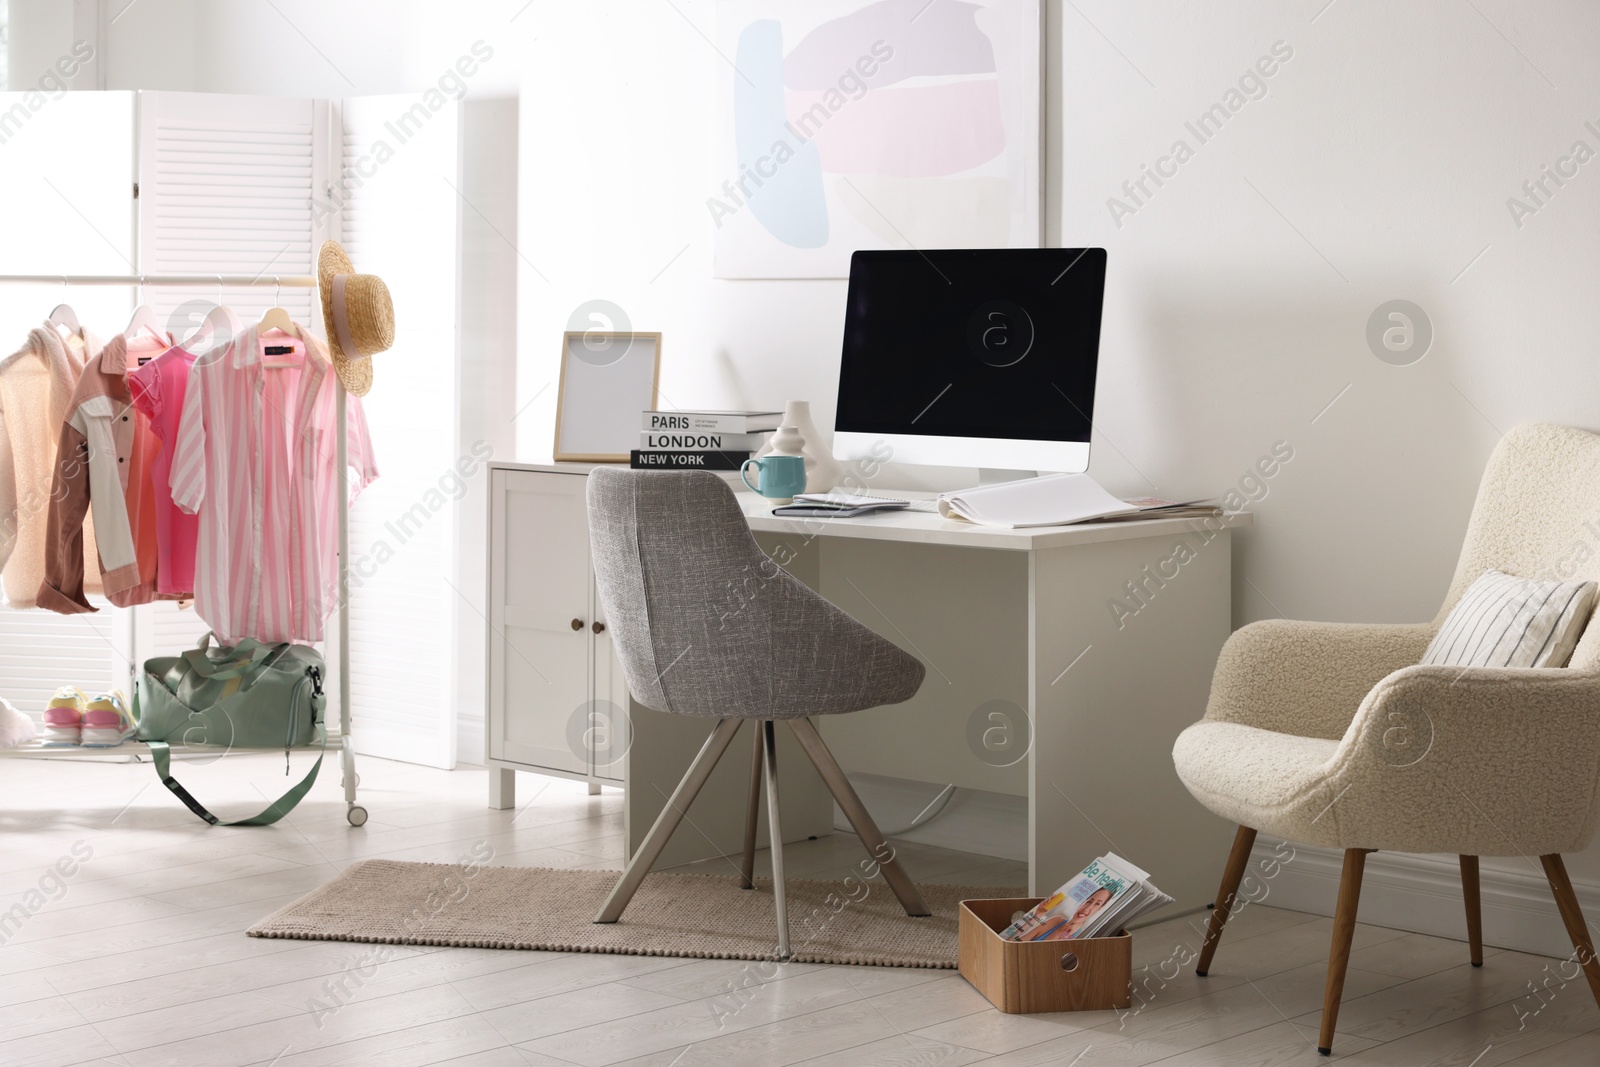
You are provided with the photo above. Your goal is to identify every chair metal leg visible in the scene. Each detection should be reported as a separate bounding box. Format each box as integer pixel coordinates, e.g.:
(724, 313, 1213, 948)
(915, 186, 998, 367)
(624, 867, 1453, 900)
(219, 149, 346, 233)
(594, 717, 743, 924)
(1540, 853, 1600, 1010)
(739, 721, 764, 890)
(763, 721, 790, 959)
(1196, 825, 1257, 976)
(1460, 855, 1483, 966)
(1318, 848, 1373, 1056)
(785, 716, 931, 917)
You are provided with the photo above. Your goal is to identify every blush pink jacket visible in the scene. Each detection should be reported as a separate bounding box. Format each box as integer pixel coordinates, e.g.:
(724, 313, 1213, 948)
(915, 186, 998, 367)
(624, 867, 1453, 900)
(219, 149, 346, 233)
(0, 324, 104, 608)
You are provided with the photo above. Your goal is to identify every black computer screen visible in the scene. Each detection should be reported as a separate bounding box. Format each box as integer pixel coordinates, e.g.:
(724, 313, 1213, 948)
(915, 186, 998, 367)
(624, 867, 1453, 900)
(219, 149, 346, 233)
(834, 248, 1106, 442)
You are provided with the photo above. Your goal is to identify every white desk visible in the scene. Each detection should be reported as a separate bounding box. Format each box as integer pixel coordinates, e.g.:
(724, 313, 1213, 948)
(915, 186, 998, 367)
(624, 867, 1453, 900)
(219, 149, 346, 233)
(486, 463, 1248, 910)
(737, 493, 1249, 908)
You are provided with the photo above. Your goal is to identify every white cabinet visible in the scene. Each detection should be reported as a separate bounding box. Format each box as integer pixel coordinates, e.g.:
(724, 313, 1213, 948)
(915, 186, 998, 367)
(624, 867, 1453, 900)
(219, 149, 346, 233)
(486, 465, 624, 807)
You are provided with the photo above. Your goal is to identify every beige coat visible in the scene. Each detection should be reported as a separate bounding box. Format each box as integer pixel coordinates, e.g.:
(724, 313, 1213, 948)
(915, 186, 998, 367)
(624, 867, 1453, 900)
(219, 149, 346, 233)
(0, 324, 103, 607)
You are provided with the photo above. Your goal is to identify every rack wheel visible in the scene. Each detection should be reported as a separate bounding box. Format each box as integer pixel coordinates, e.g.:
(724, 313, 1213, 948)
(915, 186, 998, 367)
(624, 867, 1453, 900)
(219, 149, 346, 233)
(347, 806, 368, 827)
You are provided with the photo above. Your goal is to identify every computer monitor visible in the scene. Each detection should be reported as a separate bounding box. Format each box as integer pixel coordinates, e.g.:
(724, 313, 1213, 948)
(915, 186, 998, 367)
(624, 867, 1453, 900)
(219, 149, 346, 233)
(832, 248, 1107, 474)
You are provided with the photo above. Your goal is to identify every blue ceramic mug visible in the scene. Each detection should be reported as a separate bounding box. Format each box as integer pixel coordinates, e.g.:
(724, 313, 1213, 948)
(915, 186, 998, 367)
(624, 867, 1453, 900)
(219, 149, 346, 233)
(741, 454, 807, 502)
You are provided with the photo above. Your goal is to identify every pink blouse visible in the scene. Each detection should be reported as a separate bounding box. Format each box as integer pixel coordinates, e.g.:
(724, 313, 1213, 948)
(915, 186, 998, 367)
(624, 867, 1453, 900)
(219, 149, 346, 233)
(128, 345, 199, 595)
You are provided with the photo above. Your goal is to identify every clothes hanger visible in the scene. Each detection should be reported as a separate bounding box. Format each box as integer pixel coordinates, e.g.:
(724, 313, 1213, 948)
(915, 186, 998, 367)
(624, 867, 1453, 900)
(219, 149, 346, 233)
(175, 277, 238, 355)
(205, 276, 241, 344)
(256, 278, 304, 368)
(203, 304, 243, 349)
(257, 277, 296, 335)
(122, 284, 166, 344)
(48, 297, 81, 336)
(47, 277, 81, 342)
(123, 305, 161, 338)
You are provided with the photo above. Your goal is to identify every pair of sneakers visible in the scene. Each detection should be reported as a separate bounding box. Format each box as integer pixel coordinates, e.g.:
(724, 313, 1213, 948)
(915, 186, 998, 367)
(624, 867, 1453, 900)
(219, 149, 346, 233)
(43, 687, 135, 747)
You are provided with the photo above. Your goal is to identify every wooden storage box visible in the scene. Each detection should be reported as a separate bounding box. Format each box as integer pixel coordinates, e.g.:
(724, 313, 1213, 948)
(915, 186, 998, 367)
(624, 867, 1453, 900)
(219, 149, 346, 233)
(958, 898, 1132, 1014)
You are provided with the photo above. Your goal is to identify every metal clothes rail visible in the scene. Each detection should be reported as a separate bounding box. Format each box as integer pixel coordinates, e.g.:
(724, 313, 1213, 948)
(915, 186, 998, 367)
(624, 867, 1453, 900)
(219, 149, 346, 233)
(0, 274, 317, 286)
(0, 272, 365, 826)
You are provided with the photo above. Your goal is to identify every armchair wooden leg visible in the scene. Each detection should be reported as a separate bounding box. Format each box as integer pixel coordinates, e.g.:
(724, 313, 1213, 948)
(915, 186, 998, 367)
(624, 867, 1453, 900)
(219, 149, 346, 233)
(1319, 848, 1373, 1056)
(1195, 825, 1257, 977)
(1460, 855, 1483, 966)
(1540, 854, 1600, 1010)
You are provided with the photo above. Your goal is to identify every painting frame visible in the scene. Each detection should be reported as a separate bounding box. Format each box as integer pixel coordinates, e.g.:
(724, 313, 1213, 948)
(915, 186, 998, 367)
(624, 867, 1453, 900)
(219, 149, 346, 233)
(713, 0, 1044, 279)
(553, 331, 662, 463)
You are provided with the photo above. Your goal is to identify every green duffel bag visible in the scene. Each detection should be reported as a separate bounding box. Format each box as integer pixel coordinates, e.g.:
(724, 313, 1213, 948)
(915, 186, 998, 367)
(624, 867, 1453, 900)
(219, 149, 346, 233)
(135, 634, 327, 826)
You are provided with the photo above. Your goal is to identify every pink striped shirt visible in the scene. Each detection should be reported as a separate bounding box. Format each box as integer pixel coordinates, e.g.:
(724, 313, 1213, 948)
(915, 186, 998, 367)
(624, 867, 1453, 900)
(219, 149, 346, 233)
(170, 325, 377, 644)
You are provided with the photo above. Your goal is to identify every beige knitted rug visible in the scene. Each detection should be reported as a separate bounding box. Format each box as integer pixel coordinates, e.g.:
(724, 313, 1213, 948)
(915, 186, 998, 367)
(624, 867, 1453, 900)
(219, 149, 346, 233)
(248, 860, 1021, 968)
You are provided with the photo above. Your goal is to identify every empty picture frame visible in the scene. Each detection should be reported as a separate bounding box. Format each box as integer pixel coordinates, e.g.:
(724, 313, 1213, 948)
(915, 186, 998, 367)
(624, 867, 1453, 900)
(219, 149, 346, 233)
(553, 331, 662, 462)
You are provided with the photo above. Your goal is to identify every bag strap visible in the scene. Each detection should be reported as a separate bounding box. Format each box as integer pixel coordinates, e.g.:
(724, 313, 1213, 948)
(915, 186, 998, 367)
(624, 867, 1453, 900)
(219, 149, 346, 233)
(181, 637, 280, 681)
(148, 727, 325, 827)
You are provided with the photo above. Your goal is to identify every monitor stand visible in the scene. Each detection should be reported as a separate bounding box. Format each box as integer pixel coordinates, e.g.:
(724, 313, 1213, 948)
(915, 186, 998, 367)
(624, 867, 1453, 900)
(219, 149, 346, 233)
(978, 468, 1039, 486)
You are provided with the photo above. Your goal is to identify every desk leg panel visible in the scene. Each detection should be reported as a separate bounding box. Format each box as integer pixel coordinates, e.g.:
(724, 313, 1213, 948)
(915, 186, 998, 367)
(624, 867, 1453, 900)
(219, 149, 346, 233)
(1028, 530, 1235, 909)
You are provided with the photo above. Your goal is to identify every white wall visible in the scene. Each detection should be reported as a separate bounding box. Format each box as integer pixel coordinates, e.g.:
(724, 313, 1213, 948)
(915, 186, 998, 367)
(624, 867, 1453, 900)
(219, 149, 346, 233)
(14, 0, 1600, 944)
(514, 0, 1599, 625)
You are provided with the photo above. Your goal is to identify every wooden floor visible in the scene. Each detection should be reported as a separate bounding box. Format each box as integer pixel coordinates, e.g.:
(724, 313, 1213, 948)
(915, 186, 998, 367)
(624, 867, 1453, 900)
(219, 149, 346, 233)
(0, 752, 1594, 1066)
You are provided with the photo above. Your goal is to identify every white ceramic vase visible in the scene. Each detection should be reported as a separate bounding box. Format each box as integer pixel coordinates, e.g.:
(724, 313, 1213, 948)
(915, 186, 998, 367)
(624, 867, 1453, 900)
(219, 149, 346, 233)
(756, 401, 844, 493)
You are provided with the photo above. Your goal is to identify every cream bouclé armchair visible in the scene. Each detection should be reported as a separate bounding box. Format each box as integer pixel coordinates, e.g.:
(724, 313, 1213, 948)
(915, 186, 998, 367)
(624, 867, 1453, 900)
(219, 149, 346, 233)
(1172, 423, 1600, 1055)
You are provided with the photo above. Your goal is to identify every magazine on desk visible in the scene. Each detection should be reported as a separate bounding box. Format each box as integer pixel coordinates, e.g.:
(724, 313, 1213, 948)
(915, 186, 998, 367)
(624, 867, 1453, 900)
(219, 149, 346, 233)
(936, 474, 1221, 529)
(1001, 853, 1173, 941)
(770, 493, 912, 518)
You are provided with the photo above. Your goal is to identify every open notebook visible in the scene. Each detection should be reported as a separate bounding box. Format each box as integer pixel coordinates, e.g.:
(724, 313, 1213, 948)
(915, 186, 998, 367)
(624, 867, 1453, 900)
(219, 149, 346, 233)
(936, 474, 1220, 529)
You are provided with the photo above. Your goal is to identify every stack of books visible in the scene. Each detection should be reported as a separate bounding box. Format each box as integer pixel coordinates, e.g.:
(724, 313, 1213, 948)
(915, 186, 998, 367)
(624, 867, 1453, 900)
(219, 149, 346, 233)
(630, 410, 782, 471)
(999, 853, 1172, 942)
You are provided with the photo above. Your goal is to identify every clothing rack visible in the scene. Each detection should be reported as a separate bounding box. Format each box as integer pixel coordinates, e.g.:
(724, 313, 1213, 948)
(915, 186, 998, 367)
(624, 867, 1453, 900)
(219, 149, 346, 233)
(0, 272, 366, 827)
(0, 274, 317, 287)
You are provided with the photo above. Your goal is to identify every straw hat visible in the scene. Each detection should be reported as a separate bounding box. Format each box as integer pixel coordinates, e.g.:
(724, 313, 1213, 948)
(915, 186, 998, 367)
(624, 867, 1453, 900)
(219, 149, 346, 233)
(317, 240, 394, 397)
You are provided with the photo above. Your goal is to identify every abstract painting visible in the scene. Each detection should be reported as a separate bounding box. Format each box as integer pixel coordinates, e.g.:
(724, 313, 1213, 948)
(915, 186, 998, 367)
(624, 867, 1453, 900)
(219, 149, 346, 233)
(713, 0, 1042, 279)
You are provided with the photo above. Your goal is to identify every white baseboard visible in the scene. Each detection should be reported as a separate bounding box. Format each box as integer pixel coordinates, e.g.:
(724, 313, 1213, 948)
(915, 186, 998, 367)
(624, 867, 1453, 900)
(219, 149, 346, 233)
(843, 773, 1026, 862)
(1251, 837, 1599, 959)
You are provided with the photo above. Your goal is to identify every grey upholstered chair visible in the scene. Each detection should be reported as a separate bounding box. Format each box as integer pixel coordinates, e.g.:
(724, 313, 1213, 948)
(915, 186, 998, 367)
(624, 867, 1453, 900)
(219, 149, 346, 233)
(586, 468, 931, 957)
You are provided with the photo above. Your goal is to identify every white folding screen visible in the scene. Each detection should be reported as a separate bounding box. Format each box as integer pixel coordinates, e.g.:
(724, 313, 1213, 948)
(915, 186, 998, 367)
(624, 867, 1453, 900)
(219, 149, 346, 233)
(336, 95, 461, 769)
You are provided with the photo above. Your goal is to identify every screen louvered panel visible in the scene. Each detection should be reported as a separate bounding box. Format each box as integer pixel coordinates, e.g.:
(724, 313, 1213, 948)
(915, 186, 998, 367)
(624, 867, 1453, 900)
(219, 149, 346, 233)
(0, 614, 122, 723)
(141, 599, 212, 658)
(137, 92, 324, 330)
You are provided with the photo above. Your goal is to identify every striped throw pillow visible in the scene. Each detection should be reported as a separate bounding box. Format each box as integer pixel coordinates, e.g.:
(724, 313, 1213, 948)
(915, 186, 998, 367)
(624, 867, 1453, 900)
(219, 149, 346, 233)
(1422, 569, 1598, 669)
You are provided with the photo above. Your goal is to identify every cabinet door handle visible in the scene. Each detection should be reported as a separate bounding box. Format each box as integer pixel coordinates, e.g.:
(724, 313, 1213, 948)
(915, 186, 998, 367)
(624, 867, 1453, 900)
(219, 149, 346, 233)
(571, 618, 584, 631)
(592, 621, 606, 634)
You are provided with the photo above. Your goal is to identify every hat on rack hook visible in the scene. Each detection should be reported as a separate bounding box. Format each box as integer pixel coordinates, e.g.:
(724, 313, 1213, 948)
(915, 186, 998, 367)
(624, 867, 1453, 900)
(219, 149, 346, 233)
(316, 239, 394, 397)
